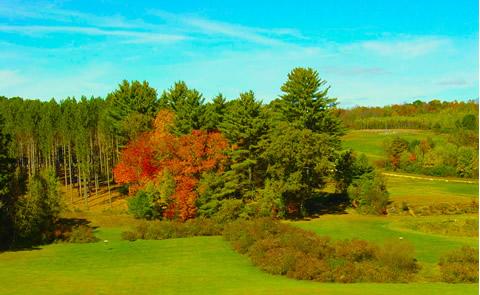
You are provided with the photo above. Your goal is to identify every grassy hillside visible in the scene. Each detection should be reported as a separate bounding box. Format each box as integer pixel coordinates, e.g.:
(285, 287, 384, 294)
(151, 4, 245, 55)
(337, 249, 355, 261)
(387, 175, 478, 206)
(0, 226, 477, 295)
(342, 129, 447, 161)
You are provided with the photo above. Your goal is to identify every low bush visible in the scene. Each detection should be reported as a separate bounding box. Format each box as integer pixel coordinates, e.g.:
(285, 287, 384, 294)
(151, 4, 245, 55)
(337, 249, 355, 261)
(223, 218, 419, 283)
(66, 225, 98, 243)
(121, 218, 222, 241)
(388, 201, 478, 216)
(439, 246, 479, 283)
(395, 217, 478, 237)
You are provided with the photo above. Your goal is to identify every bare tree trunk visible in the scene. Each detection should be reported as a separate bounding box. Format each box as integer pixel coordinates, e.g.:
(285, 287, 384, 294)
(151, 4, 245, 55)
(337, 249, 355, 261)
(68, 143, 73, 192)
(63, 144, 67, 188)
(106, 155, 111, 208)
(78, 164, 82, 201)
(83, 165, 88, 209)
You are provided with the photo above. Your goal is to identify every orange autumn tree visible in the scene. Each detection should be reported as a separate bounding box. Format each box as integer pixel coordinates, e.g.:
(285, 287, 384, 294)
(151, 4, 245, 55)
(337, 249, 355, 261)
(113, 109, 229, 220)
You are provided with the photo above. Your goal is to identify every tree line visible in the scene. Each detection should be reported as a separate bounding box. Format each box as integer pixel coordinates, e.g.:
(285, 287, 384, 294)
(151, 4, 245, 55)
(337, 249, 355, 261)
(4, 67, 439, 236)
(339, 99, 478, 132)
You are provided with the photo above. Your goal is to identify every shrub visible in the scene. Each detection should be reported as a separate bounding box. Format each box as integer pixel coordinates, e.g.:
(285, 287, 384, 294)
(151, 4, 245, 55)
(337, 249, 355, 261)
(121, 218, 222, 240)
(213, 199, 245, 224)
(67, 225, 98, 243)
(223, 218, 419, 283)
(335, 239, 378, 262)
(121, 231, 137, 241)
(439, 246, 479, 283)
(128, 190, 154, 219)
(376, 239, 419, 282)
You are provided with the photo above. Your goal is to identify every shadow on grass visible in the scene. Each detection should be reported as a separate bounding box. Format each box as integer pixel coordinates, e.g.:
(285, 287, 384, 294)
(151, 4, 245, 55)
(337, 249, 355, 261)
(304, 192, 350, 217)
(283, 192, 350, 220)
(1, 217, 98, 252)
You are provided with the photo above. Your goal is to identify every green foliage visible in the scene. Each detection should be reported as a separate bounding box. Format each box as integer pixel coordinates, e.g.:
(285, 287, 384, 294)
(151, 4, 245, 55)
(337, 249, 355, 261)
(128, 191, 155, 219)
(261, 125, 337, 216)
(14, 168, 62, 245)
(212, 199, 245, 224)
(439, 246, 479, 283)
(460, 114, 477, 131)
(223, 218, 420, 282)
(128, 172, 176, 219)
(334, 151, 374, 193)
(0, 114, 16, 248)
(278, 67, 342, 135)
(159, 81, 206, 134)
(216, 91, 269, 200)
(385, 136, 409, 169)
(382, 134, 478, 178)
(106, 80, 158, 142)
(340, 99, 478, 132)
(203, 94, 227, 131)
(348, 172, 389, 215)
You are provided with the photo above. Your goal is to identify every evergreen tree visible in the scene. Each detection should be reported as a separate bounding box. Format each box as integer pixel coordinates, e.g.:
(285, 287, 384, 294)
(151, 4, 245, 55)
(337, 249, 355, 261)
(278, 67, 342, 136)
(203, 94, 227, 131)
(106, 80, 159, 142)
(217, 91, 269, 200)
(159, 81, 206, 134)
(259, 68, 345, 216)
(260, 124, 337, 216)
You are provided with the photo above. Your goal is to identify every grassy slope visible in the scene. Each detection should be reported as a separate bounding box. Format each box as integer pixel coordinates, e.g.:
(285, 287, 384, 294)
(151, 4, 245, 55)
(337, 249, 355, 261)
(0, 227, 477, 295)
(342, 129, 446, 161)
(386, 175, 478, 206)
(342, 129, 478, 206)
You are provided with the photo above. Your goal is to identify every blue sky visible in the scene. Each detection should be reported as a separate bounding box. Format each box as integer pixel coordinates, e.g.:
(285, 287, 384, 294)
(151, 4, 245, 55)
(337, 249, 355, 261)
(0, 0, 478, 107)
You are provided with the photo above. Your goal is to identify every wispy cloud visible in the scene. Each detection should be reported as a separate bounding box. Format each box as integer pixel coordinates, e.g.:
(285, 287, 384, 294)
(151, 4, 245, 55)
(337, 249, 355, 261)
(0, 25, 187, 43)
(0, 2, 136, 29)
(149, 10, 301, 46)
(323, 66, 390, 76)
(352, 36, 450, 58)
(435, 78, 468, 86)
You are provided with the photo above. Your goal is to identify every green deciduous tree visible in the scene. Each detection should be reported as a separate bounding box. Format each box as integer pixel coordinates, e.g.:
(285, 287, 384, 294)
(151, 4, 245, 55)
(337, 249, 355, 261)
(260, 125, 337, 216)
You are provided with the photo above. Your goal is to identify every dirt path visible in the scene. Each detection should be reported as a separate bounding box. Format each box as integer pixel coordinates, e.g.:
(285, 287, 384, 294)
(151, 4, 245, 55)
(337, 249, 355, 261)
(382, 172, 478, 184)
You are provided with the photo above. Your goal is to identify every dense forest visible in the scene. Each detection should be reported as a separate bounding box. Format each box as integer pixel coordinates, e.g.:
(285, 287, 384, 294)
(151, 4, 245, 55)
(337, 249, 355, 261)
(0, 67, 477, 246)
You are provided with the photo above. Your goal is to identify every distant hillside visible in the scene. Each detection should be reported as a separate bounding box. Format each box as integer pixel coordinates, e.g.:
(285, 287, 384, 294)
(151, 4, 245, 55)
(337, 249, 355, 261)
(338, 100, 478, 132)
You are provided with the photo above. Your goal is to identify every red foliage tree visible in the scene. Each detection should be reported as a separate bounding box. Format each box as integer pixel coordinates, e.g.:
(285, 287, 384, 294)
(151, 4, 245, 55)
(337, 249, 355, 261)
(112, 134, 158, 194)
(113, 110, 229, 220)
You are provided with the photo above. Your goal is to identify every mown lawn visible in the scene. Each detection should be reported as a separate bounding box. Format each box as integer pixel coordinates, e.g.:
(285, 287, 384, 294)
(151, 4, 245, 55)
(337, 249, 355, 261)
(386, 175, 478, 206)
(0, 226, 477, 295)
(342, 129, 446, 160)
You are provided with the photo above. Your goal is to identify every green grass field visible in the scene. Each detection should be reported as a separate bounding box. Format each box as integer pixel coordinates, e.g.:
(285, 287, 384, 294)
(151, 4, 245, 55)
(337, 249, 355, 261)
(0, 226, 477, 295)
(386, 175, 478, 206)
(342, 129, 447, 160)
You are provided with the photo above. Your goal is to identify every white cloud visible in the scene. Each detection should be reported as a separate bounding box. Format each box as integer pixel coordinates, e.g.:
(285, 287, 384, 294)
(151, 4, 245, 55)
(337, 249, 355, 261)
(149, 10, 301, 46)
(351, 36, 450, 58)
(0, 70, 24, 86)
(0, 25, 187, 43)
